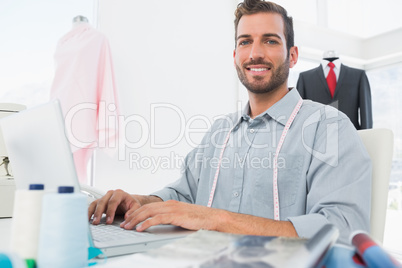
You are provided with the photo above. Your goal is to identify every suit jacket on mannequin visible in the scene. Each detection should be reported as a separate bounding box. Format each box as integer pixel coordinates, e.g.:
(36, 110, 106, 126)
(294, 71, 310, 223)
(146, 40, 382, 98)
(296, 63, 373, 130)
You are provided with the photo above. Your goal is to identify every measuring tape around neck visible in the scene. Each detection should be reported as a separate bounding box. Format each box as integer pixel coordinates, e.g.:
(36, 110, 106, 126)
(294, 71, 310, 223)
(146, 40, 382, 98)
(207, 98, 303, 221)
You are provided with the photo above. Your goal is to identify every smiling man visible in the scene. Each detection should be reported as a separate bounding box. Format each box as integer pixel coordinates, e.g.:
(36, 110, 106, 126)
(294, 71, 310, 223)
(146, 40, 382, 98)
(89, 0, 372, 244)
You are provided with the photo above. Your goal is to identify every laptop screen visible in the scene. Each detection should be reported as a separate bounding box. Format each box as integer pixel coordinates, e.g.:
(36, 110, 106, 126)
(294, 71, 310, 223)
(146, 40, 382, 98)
(0, 100, 80, 192)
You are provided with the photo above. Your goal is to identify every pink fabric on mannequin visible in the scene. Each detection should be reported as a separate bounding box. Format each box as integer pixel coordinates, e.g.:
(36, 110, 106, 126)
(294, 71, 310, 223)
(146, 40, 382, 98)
(50, 22, 119, 184)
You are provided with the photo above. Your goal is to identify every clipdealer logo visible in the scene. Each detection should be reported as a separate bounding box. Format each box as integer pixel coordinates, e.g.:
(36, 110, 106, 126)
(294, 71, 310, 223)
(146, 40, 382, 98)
(64, 102, 218, 160)
(301, 105, 339, 167)
(63, 101, 340, 171)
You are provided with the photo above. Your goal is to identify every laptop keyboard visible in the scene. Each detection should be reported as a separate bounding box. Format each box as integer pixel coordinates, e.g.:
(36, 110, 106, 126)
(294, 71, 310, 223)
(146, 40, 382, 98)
(90, 223, 153, 242)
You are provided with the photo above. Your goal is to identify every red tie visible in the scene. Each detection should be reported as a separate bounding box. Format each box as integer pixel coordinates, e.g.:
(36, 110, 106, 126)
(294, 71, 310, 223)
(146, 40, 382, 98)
(326, 62, 336, 98)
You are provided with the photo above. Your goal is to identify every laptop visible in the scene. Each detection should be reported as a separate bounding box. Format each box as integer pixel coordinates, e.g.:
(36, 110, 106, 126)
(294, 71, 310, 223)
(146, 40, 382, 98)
(0, 100, 193, 257)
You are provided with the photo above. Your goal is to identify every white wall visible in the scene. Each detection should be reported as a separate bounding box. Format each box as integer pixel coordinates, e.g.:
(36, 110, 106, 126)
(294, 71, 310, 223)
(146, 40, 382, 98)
(295, 20, 402, 70)
(94, 0, 239, 194)
(92, 0, 402, 194)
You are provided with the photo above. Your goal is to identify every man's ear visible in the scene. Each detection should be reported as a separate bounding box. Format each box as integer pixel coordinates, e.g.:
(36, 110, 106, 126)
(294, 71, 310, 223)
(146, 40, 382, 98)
(289, 46, 299, 68)
(233, 49, 236, 66)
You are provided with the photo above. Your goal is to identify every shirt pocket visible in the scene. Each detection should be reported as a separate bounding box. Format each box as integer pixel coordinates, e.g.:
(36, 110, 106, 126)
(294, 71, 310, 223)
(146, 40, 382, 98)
(253, 153, 303, 209)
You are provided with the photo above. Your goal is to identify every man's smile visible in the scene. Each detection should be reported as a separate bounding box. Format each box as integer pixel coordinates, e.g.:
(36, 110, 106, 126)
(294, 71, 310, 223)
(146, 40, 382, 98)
(249, 67, 269, 71)
(246, 65, 272, 75)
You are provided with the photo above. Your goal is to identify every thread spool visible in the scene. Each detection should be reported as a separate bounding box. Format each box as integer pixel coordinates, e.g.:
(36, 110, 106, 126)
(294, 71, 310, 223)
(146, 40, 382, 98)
(37, 186, 88, 268)
(10, 184, 45, 262)
(0, 252, 27, 268)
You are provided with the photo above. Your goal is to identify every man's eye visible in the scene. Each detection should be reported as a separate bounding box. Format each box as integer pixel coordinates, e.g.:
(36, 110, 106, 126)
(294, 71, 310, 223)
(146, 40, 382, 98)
(239, 40, 250, 46)
(266, 40, 278, 45)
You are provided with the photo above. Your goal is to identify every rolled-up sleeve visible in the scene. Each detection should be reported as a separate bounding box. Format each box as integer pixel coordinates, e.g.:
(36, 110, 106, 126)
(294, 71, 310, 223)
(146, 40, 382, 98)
(151, 147, 201, 203)
(288, 112, 372, 244)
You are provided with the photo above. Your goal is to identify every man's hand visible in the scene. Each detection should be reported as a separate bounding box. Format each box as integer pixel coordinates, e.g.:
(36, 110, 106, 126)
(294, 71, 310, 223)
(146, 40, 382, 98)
(119, 200, 298, 238)
(89, 192, 298, 238)
(87, 189, 162, 225)
(120, 200, 221, 232)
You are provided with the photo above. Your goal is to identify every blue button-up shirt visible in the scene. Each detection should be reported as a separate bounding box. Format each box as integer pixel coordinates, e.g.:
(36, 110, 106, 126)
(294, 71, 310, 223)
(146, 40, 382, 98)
(152, 89, 371, 244)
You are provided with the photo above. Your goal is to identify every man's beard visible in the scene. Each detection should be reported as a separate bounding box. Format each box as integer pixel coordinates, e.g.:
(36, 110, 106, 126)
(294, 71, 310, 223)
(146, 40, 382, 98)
(236, 57, 290, 94)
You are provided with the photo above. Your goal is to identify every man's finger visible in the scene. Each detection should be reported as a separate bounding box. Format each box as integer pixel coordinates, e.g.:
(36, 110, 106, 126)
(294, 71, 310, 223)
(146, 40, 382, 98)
(122, 201, 179, 230)
(104, 190, 130, 224)
(121, 207, 152, 230)
(136, 214, 173, 232)
(92, 190, 114, 224)
(88, 200, 97, 220)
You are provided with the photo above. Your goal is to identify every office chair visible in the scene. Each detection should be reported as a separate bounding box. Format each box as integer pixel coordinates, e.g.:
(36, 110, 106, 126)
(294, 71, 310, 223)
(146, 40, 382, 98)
(357, 128, 394, 244)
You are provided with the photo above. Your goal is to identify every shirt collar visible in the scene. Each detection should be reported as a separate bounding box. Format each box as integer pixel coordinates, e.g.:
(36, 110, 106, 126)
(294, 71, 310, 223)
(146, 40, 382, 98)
(235, 88, 302, 127)
(321, 58, 341, 70)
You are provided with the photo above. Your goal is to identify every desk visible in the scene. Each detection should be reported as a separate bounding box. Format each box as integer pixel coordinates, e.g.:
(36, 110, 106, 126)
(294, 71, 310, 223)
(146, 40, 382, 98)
(2, 218, 401, 267)
(0, 219, 338, 267)
(0, 218, 12, 251)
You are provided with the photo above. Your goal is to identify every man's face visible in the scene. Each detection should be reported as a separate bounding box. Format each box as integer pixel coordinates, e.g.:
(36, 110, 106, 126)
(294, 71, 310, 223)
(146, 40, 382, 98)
(233, 12, 297, 94)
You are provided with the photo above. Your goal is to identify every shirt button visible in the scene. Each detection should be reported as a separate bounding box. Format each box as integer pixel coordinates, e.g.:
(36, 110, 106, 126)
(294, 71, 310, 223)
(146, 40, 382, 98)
(233, 192, 239, 197)
(249, 129, 255, 133)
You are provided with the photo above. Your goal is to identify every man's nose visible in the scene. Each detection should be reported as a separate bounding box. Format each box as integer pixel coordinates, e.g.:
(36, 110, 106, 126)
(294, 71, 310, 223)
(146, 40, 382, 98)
(249, 43, 264, 60)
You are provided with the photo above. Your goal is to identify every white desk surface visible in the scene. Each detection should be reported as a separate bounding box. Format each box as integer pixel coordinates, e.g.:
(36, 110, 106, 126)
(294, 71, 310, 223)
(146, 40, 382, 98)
(2, 218, 401, 266)
(0, 218, 12, 251)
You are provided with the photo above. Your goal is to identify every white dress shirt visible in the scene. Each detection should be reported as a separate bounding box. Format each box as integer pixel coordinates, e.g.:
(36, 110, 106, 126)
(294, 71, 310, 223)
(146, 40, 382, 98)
(321, 59, 341, 81)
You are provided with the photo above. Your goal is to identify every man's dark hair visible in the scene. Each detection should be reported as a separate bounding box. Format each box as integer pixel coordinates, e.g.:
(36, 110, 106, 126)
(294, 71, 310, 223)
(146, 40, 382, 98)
(234, 0, 294, 52)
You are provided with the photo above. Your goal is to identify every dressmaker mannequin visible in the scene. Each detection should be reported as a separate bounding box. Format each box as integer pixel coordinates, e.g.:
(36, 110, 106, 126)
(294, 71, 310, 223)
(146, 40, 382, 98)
(72, 15, 89, 28)
(50, 16, 119, 184)
(323, 50, 339, 62)
(296, 51, 373, 129)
